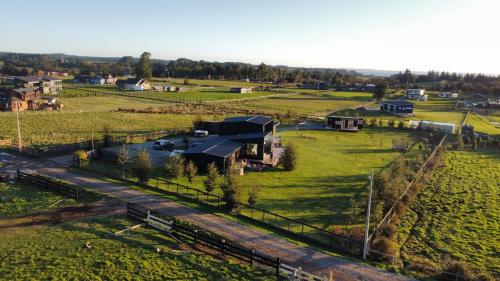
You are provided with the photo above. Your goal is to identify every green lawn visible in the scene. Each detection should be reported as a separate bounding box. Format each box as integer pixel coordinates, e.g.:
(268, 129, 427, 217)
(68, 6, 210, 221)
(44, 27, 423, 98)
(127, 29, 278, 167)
(410, 97, 465, 126)
(231, 94, 376, 117)
(398, 149, 500, 273)
(0, 181, 77, 217)
(466, 114, 500, 137)
(0, 216, 273, 281)
(164, 129, 422, 231)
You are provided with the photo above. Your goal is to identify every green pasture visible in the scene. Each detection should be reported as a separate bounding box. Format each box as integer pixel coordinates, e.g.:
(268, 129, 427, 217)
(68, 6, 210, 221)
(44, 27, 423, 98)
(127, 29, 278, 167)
(398, 149, 500, 273)
(0, 216, 273, 280)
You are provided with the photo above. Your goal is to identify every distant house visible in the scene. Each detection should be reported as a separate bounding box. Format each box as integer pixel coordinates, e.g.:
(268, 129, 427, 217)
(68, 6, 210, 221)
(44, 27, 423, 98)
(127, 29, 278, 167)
(73, 75, 105, 85)
(230, 87, 253, 94)
(183, 115, 282, 172)
(0, 88, 42, 111)
(438, 92, 459, 98)
(45, 70, 68, 77)
(406, 89, 427, 101)
(380, 100, 414, 116)
(299, 82, 330, 90)
(104, 74, 117, 84)
(10, 76, 62, 94)
(153, 86, 164, 92)
(326, 116, 364, 131)
(116, 78, 151, 91)
(164, 86, 177, 92)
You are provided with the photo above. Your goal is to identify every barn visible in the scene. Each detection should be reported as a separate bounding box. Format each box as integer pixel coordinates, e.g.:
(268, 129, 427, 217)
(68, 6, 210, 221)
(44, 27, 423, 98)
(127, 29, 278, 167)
(326, 116, 364, 131)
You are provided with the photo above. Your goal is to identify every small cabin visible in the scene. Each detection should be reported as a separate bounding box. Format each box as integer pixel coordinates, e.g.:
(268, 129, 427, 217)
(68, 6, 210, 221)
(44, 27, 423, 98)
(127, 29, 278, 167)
(326, 116, 364, 131)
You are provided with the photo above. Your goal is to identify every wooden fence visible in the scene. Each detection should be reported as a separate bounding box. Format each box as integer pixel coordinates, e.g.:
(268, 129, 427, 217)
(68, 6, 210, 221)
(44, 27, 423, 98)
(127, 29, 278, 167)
(127, 203, 327, 281)
(17, 170, 81, 200)
(83, 163, 363, 256)
(366, 134, 448, 245)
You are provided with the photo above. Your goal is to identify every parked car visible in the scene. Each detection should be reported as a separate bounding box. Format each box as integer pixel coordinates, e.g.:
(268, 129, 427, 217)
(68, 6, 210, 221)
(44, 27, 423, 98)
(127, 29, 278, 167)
(153, 140, 175, 150)
(356, 107, 366, 111)
(167, 150, 184, 157)
(194, 130, 209, 137)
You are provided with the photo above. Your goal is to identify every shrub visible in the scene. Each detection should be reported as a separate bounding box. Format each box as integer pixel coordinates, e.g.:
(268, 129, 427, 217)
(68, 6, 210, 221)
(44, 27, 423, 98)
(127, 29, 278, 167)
(371, 237, 397, 262)
(381, 224, 398, 239)
(117, 144, 130, 177)
(378, 119, 384, 126)
(134, 149, 152, 184)
(281, 142, 297, 171)
(74, 150, 88, 168)
(436, 261, 475, 281)
(102, 124, 112, 147)
(247, 184, 260, 207)
(388, 119, 395, 128)
(369, 118, 377, 127)
(397, 120, 405, 129)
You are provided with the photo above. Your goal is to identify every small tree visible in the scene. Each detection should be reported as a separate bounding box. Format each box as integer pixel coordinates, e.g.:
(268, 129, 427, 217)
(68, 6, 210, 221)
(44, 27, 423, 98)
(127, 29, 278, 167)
(184, 160, 198, 184)
(182, 133, 189, 147)
(164, 155, 185, 181)
(102, 124, 112, 147)
(388, 119, 395, 128)
(117, 144, 130, 177)
(74, 150, 88, 168)
(281, 142, 297, 171)
(397, 120, 405, 129)
(184, 78, 190, 85)
(247, 184, 260, 207)
(134, 149, 152, 184)
(369, 118, 377, 127)
(220, 167, 241, 211)
(204, 162, 219, 193)
(378, 119, 384, 127)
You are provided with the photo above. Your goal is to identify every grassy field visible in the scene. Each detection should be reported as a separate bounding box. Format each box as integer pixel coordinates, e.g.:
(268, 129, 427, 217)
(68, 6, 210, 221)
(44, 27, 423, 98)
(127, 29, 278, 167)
(230, 93, 376, 117)
(0, 110, 198, 145)
(161, 77, 269, 88)
(0, 216, 273, 280)
(0, 181, 78, 217)
(398, 149, 500, 273)
(410, 97, 465, 126)
(156, 129, 422, 231)
(466, 114, 500, 137)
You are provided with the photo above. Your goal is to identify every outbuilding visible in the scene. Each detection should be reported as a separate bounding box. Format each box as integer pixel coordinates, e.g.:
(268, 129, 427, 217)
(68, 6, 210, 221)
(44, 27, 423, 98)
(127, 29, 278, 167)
(380, 100, 414, 116)
(326, 116, 364, 131)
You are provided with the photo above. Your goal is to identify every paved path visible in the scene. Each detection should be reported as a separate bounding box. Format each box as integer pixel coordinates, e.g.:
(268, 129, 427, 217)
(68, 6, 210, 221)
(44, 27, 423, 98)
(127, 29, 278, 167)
(0, 153, 414, 281)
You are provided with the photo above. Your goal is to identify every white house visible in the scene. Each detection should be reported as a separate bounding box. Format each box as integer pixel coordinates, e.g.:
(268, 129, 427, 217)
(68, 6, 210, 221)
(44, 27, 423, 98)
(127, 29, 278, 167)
(406, 89, 427, 101)
(230, 87, 253, 94)
(438, 92, 459, 98)
(117, 78, 151, 91)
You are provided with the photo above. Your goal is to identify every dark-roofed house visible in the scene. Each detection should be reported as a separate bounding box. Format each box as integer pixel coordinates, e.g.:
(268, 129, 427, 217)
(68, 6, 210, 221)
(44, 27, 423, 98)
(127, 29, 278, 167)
(380, 100, 414, 116)
(116, 78, 151, 91)
(73, 75, 105, 85)
(326, 116, 364, 131)
(183, 115, 282, 173)
(230, 87, 253, 93)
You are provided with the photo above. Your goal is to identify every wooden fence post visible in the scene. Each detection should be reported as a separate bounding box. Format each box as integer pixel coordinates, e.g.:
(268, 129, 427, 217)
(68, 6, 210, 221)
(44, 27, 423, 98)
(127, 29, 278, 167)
(221, 239, 225, 256)
(275, 257, 280, 277)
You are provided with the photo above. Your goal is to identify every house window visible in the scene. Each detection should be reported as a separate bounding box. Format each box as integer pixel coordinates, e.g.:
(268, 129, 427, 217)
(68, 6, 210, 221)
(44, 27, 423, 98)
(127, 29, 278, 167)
(335, 121, 341, 125)
(246, 143, 258, 156)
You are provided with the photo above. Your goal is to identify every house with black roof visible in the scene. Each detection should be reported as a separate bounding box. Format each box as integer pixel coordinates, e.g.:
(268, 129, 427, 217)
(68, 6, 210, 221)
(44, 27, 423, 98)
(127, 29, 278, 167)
(326, 116, 364, 131)
(380, 100, 414, 116)
(116, 78, 151, 91)
(183, 116, 282, 172)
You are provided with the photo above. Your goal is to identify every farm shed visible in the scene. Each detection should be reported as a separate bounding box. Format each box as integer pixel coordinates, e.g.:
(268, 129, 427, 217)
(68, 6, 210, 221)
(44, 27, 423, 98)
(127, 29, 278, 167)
(380, 100, 414, 116)
(326, 116, 364, 131)
(409, 120, 455, 133)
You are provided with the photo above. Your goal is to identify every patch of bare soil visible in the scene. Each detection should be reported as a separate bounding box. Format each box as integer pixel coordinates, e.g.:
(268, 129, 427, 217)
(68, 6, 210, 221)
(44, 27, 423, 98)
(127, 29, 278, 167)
(0, 200, 126, 229)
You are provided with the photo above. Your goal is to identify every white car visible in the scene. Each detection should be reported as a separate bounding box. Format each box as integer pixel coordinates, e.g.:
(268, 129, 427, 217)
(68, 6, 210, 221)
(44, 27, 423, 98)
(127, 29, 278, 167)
(194, 130, 209, 137)
(168, 150, 184, 157)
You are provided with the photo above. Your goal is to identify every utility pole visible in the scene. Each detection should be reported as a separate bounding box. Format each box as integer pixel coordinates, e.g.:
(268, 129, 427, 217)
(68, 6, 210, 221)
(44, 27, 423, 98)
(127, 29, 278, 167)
(363, 170, 374, 260)
(16, 103, 22, 150)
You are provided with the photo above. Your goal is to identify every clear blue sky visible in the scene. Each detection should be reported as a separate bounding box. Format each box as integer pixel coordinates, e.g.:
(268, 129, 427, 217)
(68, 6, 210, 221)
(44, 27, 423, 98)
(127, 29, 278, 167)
(2, 0, 498, 74)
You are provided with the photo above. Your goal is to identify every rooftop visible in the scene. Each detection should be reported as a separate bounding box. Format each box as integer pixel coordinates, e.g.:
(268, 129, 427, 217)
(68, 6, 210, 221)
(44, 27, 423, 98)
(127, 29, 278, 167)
(223, 115, 273, 125)
(381, 100, 414, 106)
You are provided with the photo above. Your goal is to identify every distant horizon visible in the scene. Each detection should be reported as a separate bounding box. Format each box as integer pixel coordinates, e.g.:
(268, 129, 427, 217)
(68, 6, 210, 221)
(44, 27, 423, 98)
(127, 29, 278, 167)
(1, 0, 498, 75)
(4, 50, 498, 77)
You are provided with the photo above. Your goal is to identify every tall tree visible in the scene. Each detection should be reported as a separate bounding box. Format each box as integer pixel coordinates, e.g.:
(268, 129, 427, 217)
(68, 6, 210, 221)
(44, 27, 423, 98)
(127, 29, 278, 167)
(281, 142, 297, 171)
(135, 52, 152, 80)
(373, 83, 388, 101)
